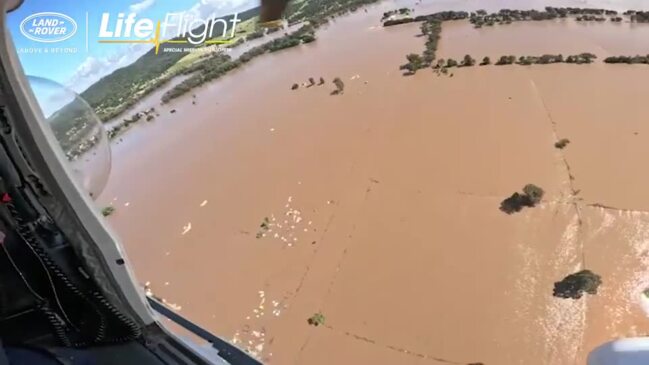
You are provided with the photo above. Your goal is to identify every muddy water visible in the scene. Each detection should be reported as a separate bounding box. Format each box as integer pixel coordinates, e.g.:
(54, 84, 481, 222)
(95, 1, 649, 364)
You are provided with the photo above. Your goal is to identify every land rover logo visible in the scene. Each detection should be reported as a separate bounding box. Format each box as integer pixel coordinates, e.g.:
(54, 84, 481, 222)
(20, 12, 77, 43)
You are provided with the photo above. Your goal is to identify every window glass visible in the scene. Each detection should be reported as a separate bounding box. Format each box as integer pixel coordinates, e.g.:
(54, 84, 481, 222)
(7, 1, 649, 364)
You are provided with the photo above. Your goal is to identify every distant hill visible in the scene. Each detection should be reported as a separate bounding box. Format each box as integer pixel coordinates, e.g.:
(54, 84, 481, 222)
(80, 6, 260, 121)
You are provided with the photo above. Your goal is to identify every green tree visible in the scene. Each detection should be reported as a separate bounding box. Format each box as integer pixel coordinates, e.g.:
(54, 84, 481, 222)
(553, 270, 602, 299)
(461, 54, 476, 66)
(554, 138, 570, 149)
(102, 206, 115, 217)
(405, 53, 423, 73)
(522, 184, 544, 204)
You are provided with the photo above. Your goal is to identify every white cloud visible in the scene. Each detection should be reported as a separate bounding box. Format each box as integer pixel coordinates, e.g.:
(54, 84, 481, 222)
(129, 0, 156, 13)
(187, 0, 257, 19)
(66, 43, 150, 93)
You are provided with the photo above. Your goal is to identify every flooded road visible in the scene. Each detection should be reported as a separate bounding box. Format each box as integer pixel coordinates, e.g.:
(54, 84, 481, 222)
(95, 1, 649, 363)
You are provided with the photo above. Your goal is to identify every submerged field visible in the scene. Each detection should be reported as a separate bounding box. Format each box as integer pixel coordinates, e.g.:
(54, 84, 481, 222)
(97, 2, 649, 364)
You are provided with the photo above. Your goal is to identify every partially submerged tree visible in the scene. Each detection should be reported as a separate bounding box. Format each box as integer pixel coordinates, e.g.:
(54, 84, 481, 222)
(307, 312, 326, 326)
(553, 270, 602, 299)
(331, 77, 345, 95)
(461, 54, 476, 67)
(308, 77, 316, 87)
(554, 138, 570, 149)
(318, 77, 325, 85)
(495, 55, 516, 65)
(500, 184, 545, 214)
(404, 53, 424, 74)
(522, 184, 544, 205)
(101, 206, 115, 217)
(291, 83, 299, 90)
(480, 56, 491, 66)
(500, 192, 531, 214)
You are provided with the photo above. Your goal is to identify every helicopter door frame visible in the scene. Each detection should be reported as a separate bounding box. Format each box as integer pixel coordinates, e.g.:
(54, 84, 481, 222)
(0, 0, 154, 328)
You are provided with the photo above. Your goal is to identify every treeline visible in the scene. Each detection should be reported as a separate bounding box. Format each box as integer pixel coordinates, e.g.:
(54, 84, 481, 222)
(384, 7, 630, 29)
(161, 25, 317, 103)
(421, 19, 442, 64)
(604, 55, 649, 64)
(494, 53, 596, 65)
(381, 8, 411, 20)
(287, 0, 381, 27)
(106, 107, 157, 140)
(430, 55, 476, 69)
(246, 29, 265, 41)
(399, 18, 443, 73)
(383, 10, 468, 26)
(470, 7, 621, 27)
(629, 11, 649, 22)
(405, 52, 597, 74)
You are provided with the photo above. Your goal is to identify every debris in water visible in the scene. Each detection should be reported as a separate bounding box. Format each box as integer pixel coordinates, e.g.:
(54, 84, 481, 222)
(170, 109, 177, 114)
(257, 217, 271, 238)
(270, 128, 275, 132)
(124, 202, 130, 207)
(181, 223, 192, 235)
(166, 302, 182, 311)
(200, 200, 208, 207)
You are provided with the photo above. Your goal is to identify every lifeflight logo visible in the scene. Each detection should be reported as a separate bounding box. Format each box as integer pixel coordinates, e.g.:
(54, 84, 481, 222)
(98, 12, 242, 54)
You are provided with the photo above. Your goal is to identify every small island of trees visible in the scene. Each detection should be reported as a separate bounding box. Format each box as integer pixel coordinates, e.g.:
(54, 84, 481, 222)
(553, 270, 602, 299)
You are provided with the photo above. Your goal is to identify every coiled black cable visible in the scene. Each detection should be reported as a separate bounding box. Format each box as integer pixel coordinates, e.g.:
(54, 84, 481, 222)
(4, 197, 141, 347)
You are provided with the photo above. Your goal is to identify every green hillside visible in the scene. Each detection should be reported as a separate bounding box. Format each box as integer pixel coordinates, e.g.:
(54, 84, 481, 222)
(81, 0, 380, 122)
(81, 6, 260, 121)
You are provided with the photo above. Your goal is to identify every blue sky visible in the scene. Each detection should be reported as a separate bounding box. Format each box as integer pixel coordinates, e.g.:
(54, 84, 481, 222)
(7, 0, 257, 93)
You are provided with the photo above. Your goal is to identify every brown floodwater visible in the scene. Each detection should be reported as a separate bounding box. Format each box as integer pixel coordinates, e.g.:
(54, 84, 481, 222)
(93, 1, 649, 364)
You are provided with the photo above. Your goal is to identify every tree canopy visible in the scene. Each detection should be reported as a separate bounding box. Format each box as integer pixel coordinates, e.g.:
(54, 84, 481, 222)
(553, 270, 602, 299)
